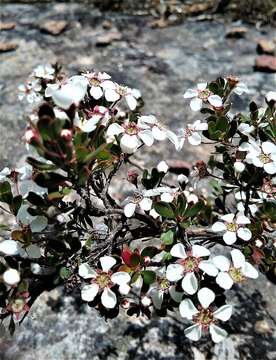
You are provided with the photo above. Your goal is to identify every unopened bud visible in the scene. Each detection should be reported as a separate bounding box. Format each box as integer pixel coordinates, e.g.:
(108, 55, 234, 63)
(143, 256, 151, 266)
(121, 299, 130, 309)
(141, 296, 151, 307)
(195, 160, 208, 178)
(177, 174, 188, 185)
(226, 75, 240, 88)
(24, 129, 40, 144)
(61, 129, 72, 141)
(127, 170, 138, 186)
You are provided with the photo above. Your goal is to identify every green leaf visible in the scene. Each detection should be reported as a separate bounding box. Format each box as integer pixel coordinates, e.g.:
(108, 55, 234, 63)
(130, 253, 140, 267)
(59, 267, 72, 280)
(184, 201, 204, 218)
(153, 202, 175, 219)
(160, 229, 174, 245)
(175, 194, 187, 216)
(141, 270, 156, 284)
(10, 195, 22, 216)
(0, 181, 13, 204)
(141, 246, 159, 258)
(26, 157, 57, 171)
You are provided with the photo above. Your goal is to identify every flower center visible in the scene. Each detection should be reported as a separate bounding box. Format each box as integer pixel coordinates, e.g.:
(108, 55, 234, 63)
(198, 89, 210, 101)
(125, 122, 139, 135)
(132, 192, 144, 204)
(117, 86, 128, 97)
(11, 298, 25, 313)
(226, 222, 238, 232)
(180, 256, 200, 273)
(193, 308, 214, 329)
(159, 278, 170, 291)
(95, 272, 111, 289)
(90, 78, 101, 87)
(259, 153, 271, 164)
(229, 267, 245, 283)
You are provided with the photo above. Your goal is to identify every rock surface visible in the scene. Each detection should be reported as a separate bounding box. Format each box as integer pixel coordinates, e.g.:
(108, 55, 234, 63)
(0, 2, 276, 359)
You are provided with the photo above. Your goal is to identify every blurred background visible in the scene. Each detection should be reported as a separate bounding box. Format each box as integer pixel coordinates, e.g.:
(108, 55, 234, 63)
(0, 1, 276, 359)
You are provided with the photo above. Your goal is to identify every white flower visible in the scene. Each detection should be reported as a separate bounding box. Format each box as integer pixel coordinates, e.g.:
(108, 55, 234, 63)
(3, 268, 20, 286)
(0, 167, 11, 181)
(74, 106, 110, 132)
(240, 140, 276, 175)
(33, 64, 55, 80)
(213, 249, 258, 290)
(82, 71, 112, 100)
(166, 243, 218, 295)
(179, 287, 232, 343)
(183, 83, 223, 111)
(234, 160, 245, 173)
(177, 174, 188, 185)
(184, 120, 208, 146)
(78, 256, 131, 308)
(147, 267, 183, 309)
(138, 115, 184, 151)
(123, 191, 152, 217)
(106, 120, 154, 154)
(212, 213, 252, 245)
(18, 80, 42, 104)
(157, 161, 169, 173)
(45, 75, 88, 110)
(103, 82, 141, 110)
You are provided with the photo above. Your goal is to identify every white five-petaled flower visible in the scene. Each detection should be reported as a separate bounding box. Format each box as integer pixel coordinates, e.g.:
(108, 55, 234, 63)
(239, 140, 276, 175)
(74, 105, 110, 132)
(212, 213, 252, 245)
(18, 80, 42, 104)
(123, 191, 153, 218)
(103, 82, 141, 110)
(82, 71, 112, 100)
(166, 243, 218, 295)
(179, 287, 232, 343)
(33, 64, 55, 80)
(106, 120, 154, 154)
(213, 249, 258, 290)
(78, 256, 131, 308)
(183, 83, 223, 111)
(137, 115, 184, 151)
(184, 120, 208, 146)
(147, 267, 183, 309)
(45, 75, 88, 110)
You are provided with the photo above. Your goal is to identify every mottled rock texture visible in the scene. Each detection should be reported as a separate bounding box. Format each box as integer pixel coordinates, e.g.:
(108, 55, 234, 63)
(0, 2, 276, 359)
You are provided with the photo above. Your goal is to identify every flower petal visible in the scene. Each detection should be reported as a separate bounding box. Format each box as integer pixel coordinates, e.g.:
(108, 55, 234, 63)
(78, 263, 97, 279)
(210, 324, 228, 343)
(120, 134, 140, 154)
(192, 245, 210, 258)
(198, 287, 215, 308)
(190, 97, 202, 111)
(149, 289, 163, 310)
(264, 162, 276, 175)
(170, 243, 187, 259)
(183, 89, 198, 98)
(242, 262, 258, 279)
(139, 197, 152, 211)
(90, 86, 103, 100)
(231, 249, 245, 268)
(237, 227, 252, 241)
(124, 202, 136, 218)
(100, 256, 116, 272)
(0, 240, 20, 256)
(184, 324, 202, 341)
(213, 305, 232, 321)
(212, 256, 231, 272)
(223, 231, 237, 245)
(179, 299, 198, 319)
(188, 132, 202, 146)
(212, 222, 226, 232)
(166, 263, 183, 282)
(3, 268, 20, 286)
(181, 272, 198, 295)
(208, 95, 222, 108)
(104, 89, 120, 102)
(111, 271, 131, 286)
(221, 214, 235, 223)
(152, 126, 167, 141)
(199, 260, 218, 277)
(81, 283, 99, 302)
(138, 129, 154, 146)
(125, 94, 137, 110)
(216, 272, 234, 290)
(101, 288, 117, 308)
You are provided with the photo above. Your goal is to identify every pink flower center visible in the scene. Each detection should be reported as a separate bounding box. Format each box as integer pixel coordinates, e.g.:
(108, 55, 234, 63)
(124, 122, 139, 135)
(198, 89, 211, 101)
(179, 255, 200, 273)
(94, 271, 112, 289)
(193, 307, 215, 330)
(229, 266, 245, 283)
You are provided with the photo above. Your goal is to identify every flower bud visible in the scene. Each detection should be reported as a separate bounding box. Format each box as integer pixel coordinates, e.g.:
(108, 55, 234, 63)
(195, 160, 208, 178)
(61, 129, 73, 141)
(127, 170, 138, 186)
(24, 128, 40, 144)
(143, 256, 151, 266)
(177, 174, 188, 185)
(157, 161, 169, 173)
(121, 299, 130, 309)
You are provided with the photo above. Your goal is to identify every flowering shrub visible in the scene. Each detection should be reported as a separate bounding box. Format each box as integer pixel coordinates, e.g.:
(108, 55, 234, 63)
(0, 64, 275, 342)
